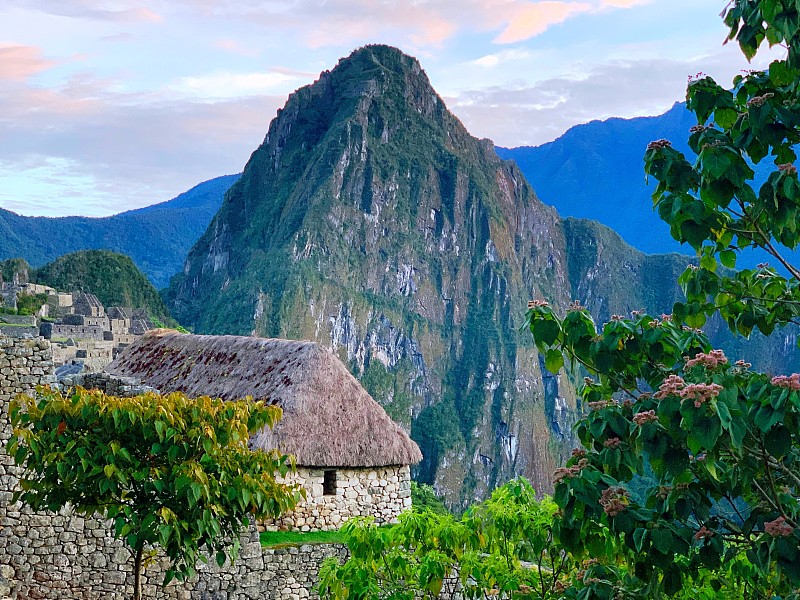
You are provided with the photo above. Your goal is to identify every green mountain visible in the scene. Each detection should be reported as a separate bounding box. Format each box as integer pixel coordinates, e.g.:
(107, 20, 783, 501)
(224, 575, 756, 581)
(166, 45, 799, 507)
(0, 174, 238, 288)
(32, 250, 176, 325)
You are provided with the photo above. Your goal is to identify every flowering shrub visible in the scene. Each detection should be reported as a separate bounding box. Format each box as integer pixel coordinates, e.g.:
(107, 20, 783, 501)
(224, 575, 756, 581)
(527, 1, 800, 595)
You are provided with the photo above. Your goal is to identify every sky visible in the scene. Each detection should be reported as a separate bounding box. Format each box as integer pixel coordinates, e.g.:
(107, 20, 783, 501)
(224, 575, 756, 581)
(0, 0, 784, 218)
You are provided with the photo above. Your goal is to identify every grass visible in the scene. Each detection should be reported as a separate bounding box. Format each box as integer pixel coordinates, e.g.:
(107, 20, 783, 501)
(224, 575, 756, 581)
(260, 529, 346, 548)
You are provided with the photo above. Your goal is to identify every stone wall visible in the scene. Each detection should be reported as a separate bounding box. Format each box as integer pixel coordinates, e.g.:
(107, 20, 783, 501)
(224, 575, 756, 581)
(0, 326, 38, 339)
(264, 466, 412, 532)
(42, 323, 106, 341)
(0, 336, 354, 599)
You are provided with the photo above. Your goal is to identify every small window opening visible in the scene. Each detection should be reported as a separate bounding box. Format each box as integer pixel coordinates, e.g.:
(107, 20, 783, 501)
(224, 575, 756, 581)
(323, 470, 337, 496)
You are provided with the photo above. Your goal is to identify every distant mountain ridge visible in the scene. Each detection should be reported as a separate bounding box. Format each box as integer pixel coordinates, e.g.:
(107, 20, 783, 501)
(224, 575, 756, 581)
(497, 102, 794, 268)
(0, 174, 239, 288)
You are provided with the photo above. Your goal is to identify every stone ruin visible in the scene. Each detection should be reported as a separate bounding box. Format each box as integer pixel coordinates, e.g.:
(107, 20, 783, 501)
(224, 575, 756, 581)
(0, 279, 154, 373)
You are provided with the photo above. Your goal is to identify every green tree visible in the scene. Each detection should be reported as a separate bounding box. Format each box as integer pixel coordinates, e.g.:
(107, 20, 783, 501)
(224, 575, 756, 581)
(8, 387, 301, 600)
(528, 0, 800, 596)
(319, 478, 573, 600)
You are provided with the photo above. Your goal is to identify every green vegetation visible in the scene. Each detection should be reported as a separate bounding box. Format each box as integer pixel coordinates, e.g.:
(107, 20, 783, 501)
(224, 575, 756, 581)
(525, 1, 800, 596)
(0, 174, 238, 288)
(319, 479, 570, 599)
(0, 257, 29, 285)
(33, 249, 178, 326)
(8, 387, 299, 599)
(410, 481, 449, 516)
(260, 529, 346, 548)
(15, 293, 48, 316)
(320, 2, 800, 597)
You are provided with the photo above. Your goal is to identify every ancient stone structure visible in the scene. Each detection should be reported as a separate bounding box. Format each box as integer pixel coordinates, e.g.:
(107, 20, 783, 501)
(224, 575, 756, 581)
(0, 335, 354, 599)
(106, 330, 423, 532)
(264, 466, 412, 532)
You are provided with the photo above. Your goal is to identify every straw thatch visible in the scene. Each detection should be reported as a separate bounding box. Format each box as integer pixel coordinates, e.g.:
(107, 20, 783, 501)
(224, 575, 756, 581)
(105, 330, 422, 468)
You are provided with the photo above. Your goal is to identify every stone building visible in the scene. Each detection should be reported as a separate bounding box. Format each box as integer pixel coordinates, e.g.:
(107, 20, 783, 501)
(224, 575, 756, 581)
(106, 330, 422, 531)
(0, 335, 351, 599)
(72, 292, 104, 318)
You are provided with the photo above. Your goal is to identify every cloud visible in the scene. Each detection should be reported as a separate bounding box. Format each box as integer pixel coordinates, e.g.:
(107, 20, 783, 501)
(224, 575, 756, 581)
(470, 48, 534, 68)
(0, 73, 285, 216)
(447, 49, 778, 147)
(8, 1, 163, 23)
(494, 2, 593, 44)
(171, 70, 305, 99)
(212, 38, 258, 56)
(600, 0, 650, 7)
(0, 44, 56, 80)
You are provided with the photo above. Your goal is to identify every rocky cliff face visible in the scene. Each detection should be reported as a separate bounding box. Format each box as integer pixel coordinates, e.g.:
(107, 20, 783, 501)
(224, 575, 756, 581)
(166, 45, 800, 507)
(167, 45, 585, 508)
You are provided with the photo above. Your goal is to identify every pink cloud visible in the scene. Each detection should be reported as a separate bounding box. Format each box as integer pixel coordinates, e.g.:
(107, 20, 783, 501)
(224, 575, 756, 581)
(213, 38, 258, 57)
(0, 44, 56, 80)
(494, 2, 592, 43)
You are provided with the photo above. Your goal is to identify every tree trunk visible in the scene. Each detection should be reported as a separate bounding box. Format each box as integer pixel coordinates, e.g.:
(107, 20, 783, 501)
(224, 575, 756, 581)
(133, 545, 144, 600)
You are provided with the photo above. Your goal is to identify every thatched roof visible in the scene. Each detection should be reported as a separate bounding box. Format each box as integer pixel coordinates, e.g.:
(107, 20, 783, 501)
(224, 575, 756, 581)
(105, 330, 422, 468)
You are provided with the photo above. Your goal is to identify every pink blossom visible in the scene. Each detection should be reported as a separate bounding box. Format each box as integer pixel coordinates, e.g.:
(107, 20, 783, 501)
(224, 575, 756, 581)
(685, 349, 728, 369)
(599, 486, 630, 517)
(694, 526, 714, 541)
(771, 374, 800, 391)
(764, 516, 794, 538)
(604, 437, 621, 449)
(655, 375, 686, 399)
(633, 410, 657, 426)
(680, 383, 723, 407)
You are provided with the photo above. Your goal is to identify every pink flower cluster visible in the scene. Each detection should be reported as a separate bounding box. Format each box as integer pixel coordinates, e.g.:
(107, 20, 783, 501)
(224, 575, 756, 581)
(771, 374, 800, 390)
(571, 448, 587, 459)
(568, 300, 585, 311)
(553, 459, 588, 485)
(528, 299, 550, 309)
(685, 349, 728, 369)
(654, 375, 687, 399)
(681, 383, 724, 408)
(633, 410, 657, 426)
(599, 486, 630, 517)
(587, 400, 613, 411)
(647, 139, 672, 150)
(764, 516, 795, 538)
(693, 526, 714, 541)
(603, 437, 622, 449)
(654, 375, 723, 407)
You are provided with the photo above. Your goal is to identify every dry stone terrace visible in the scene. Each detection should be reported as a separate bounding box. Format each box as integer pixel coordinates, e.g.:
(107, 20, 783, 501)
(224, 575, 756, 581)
(0, 334, 421, 598)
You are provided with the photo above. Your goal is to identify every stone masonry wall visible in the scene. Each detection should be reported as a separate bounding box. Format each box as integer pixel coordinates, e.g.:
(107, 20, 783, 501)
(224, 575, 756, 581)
(0, 336, 354, 599)
(263, 466, 412, 532)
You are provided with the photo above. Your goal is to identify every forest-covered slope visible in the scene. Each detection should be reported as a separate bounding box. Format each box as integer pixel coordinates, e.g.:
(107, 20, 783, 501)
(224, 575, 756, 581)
(0, 174, 238, 288)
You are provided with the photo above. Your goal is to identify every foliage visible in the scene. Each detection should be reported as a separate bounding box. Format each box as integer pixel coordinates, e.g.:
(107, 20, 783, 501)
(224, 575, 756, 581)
(410, 481, 450, 516)
(0, 174, 238, 288)
(15, 293, 48, 316)
(8, 387, 300, 599)
(32, 249, 178, 326)
(318, 478, 573, 600)
(526, 1, 800, 596)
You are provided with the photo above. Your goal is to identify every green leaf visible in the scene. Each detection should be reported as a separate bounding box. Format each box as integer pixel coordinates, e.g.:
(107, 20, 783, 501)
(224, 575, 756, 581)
(764, 425, 792, 458)
(532, 318, 560, 347)
(714, 107, 738, 129)
(719, 249, 737, 268)
(544, 349, 564, 374)
(687, 415, 722, 453)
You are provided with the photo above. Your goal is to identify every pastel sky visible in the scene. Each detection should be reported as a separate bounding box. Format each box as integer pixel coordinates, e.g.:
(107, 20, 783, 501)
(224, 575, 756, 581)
(0, 1, 782, 217)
